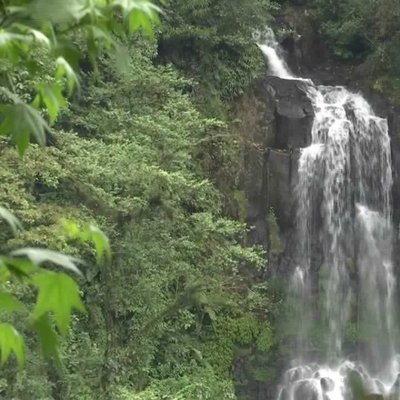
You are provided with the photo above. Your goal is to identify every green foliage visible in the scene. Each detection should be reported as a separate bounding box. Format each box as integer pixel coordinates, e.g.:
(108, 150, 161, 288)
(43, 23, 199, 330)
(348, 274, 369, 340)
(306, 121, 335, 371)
(0, 0, 159, 372)
(32, 272, 85, 335)
(116, 367, 237, 399)
(0, 0, 160, 155)
(0, 26, 274, 398)
(0, 323, 25, 366)
(312, 0, 374, 60)
(311, 0, 400, 96)
(0, 1, 281, 399)
(158, 0, 278, 103)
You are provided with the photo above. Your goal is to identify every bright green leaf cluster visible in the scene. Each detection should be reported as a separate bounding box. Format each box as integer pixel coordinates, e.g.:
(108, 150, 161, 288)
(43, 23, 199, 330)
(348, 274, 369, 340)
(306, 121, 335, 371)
(0, 0, 160, 155)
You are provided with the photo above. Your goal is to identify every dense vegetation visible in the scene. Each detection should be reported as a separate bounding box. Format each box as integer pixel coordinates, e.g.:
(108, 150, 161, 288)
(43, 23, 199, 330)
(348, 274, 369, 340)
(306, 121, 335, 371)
(302, 0, 400, 101)
(0, 1, 283, 399)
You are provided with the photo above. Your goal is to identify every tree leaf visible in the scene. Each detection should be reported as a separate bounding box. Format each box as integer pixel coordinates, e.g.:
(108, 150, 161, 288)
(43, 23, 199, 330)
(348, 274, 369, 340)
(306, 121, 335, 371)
(87, 225, 111, 263)
(0, 101, 48, 156)
(0, 292, 24, 312)
(0, 256, 37, 279)
(0, 207, 22, 234)
(32, 272, 85, 335)
(113, 0, 161, 35)
(63, 220, 111, 263)
(32, 314, 61, 366)
(11, 248, 83, 278)
(0, 323, 25, 366)
(29, 0, 83, 25)
(35, 83, 67, 123)
(55, 56, 80, 95)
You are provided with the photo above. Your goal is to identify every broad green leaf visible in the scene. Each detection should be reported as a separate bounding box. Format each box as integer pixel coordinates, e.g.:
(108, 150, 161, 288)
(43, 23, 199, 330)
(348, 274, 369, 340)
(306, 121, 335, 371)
(87, 225, 111, 262)
(63, 220, 111, 263)
(35, 83, 67, 123)
(11, 248, 83, 278)
(29, 0, 83, 24)
(32, 314, 60, 365)
(127, 9, 154, 35)
(0, 101, 48, 156)
(11, 23, 51, 47)
(0, 292, 24, 312)
(113, 0, 161, 35)
(0, 31, 30, 47)
(0, 323, 25, 366)
(55, 57, 80, 95)
(0, 207, 22, 234)
(0, 257, 37, 279)
(32, 272, 85, 335)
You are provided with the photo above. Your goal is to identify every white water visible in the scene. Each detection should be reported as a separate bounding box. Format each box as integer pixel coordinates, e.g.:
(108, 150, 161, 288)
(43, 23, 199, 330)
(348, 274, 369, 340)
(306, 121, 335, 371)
(259, 31, 399, 399)
(257, 29, 295, 79)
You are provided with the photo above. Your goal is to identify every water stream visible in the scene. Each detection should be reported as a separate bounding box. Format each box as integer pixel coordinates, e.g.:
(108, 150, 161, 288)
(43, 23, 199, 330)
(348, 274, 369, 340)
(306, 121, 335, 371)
(259, 30, 399, 399)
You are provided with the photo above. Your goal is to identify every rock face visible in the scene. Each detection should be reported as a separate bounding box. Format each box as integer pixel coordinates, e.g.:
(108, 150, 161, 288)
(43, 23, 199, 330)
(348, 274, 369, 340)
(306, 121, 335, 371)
(238, 76, 312, 256)
(265, 76, 314, 149)
(292, 380, 320, 400)
(242, 75, 313, 251)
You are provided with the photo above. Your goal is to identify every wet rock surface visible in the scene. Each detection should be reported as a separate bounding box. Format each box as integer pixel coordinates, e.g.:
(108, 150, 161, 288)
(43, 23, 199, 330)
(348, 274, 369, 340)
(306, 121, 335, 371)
(292, 380, 320, 400)
(264, 76, 314, 150)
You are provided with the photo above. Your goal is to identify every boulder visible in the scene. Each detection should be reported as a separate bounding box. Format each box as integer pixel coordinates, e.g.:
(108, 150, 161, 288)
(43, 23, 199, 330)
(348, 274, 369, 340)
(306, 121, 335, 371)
(264, 76, 314, 150)
(293, 380, 320, 400)
(320, 377, 335, 392)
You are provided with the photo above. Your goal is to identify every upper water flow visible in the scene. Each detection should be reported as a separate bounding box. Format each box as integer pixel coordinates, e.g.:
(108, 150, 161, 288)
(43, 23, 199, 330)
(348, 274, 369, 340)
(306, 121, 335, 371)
(257, 28, 295, 79)
(259, 30, 398, 399)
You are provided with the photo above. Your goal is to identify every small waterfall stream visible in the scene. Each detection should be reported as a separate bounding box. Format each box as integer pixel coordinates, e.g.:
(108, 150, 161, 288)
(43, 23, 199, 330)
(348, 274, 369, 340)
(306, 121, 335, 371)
(259, 31, 399, 399)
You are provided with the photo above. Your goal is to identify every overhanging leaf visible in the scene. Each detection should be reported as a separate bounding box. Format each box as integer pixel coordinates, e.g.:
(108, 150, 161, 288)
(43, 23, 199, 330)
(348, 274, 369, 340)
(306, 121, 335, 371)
(63, 220, 111, 263)
(0, 101, 48, 156)
(0, 292, 24, 312)
(0, 256, 37, 279)
(35, 83, 67, 123)
(32, 272, 85, 335)
(86, 225, 111, 263)
(55, 56, 80, 95)
(32, 314, 60, 366)
(0, 207, 22, 234)
(11, 248, 83, 278)
(0, 323, 25, 366)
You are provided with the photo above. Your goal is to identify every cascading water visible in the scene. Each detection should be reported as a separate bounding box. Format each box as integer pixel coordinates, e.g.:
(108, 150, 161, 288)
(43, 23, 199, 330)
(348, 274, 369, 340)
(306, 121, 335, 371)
(259, 31, 399, 399)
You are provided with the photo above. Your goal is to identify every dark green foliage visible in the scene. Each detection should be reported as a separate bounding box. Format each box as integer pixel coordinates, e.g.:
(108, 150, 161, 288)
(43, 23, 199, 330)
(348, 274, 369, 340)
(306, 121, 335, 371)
(311, 0, 400, 79)
(0, 1, 285, 398)
(312, 0, 374, 60)
(158, 0, 278, 105)
(0, 32, 275, 398)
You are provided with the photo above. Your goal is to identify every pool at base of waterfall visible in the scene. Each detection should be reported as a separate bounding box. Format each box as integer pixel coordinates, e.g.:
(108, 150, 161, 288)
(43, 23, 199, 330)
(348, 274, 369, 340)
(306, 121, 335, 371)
(278, 359, 400, 400)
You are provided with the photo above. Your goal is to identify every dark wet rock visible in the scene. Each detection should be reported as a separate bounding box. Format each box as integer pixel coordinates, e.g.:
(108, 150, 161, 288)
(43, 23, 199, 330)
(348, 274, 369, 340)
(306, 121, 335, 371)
(320, 377, 334, 392)
(293, 380, 320, 400)
(267, 149, 298, 230)
(366, 394, 385, 400)
(347, 369, 366, 395)
(264, 76, 314, 150)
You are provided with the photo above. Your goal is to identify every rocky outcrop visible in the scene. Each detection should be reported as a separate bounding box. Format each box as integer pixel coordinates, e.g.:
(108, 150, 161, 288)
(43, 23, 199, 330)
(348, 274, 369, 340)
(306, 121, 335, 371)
(238, 76, 312, 252)
(265, 76, 314, 149)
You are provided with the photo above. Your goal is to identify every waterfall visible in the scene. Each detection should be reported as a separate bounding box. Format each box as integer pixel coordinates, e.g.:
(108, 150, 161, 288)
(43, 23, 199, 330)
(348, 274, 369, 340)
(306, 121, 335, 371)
(259, 31, 399, 399)
(257, 29, 295, 79)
